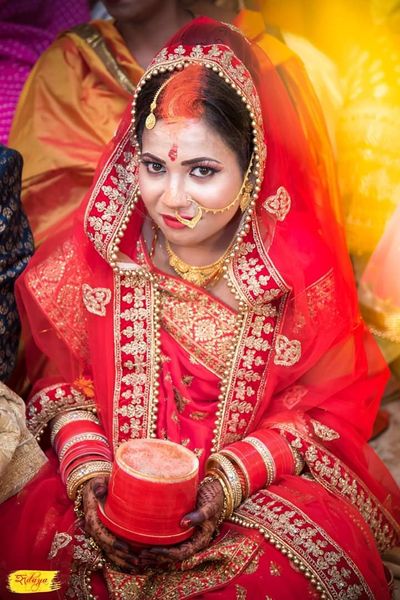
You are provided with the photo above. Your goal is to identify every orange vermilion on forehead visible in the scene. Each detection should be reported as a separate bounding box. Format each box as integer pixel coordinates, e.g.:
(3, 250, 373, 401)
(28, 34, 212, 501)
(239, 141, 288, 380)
(158, 64, 204, 123)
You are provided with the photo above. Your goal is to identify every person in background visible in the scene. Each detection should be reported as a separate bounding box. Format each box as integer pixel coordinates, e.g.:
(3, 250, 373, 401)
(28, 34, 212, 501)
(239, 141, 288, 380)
(9, 0, 340, 248)
(0, 147, 46, 505)
(0, 0, 90, 145)
(8, 0, 194, 246)
(0, 146, 33, 383)
(90, 0, 111, 20)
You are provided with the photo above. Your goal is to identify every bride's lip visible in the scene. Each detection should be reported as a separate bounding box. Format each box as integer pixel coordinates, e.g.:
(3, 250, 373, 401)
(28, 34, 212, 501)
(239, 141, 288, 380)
(161, 214, 191, 229)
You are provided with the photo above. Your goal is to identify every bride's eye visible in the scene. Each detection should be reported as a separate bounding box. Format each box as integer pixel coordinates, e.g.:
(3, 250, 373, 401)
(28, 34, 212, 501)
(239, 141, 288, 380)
(191, 166, 217, 178)
(142, 161, 165, 174)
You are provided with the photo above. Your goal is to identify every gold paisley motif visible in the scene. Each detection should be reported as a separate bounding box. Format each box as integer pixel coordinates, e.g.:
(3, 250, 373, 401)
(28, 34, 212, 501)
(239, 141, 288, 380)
(263, 186, 291, 221)
(243, 547, 264, 574)
(310, 419, 340, 441)
(48, 532, 73, 559)
(82, 283, 111, 317)
(274, 334, 301, 367)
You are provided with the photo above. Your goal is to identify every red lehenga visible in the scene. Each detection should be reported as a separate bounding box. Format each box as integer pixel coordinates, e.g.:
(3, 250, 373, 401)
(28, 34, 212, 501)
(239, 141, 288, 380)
(0, 18, 399, 600)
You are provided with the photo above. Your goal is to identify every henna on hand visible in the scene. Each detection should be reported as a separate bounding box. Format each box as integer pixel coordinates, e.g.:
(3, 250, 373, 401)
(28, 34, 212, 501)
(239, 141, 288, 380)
(81, 476, 138, 571)
(139, 477, 224, 565)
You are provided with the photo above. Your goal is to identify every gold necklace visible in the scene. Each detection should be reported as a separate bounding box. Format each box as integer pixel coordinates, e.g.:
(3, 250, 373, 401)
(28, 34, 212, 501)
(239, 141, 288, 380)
(165, 240, 231, 287)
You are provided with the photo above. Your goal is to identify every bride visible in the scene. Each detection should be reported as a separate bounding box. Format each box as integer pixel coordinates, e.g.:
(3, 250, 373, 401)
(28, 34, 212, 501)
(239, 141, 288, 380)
(0, 17, 398, 600)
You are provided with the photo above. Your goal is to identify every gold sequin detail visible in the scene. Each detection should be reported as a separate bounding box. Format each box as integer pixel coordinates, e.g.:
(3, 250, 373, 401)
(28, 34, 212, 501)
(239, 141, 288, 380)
(159, 276, 236, 377)
(269, 561, 282, 576)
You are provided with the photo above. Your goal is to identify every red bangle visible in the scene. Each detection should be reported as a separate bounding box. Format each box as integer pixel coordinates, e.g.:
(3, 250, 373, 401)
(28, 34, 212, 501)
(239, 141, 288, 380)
(60, 443, 112, 474)
(251, 430, 295, 477)
(60, 438, 112, 477)
(222, 440, 267, 496)
(58, 434, 109, 462)
(223, 430, 297, 496)
(53, 422, 105, 454)
(61, 451, 112, 483)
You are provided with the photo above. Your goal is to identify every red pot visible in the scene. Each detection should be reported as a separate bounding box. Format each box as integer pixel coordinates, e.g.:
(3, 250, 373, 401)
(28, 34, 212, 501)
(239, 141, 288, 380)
(98, 438, 199, 545)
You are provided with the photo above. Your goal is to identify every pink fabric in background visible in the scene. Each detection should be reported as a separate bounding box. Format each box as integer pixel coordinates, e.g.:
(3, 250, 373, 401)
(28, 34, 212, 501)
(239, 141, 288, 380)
(0, 0, 90, 144)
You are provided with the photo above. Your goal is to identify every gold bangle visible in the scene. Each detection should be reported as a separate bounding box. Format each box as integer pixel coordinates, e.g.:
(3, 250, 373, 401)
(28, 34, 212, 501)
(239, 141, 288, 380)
(58, 433, 109, 462)
(66, 461, 112, 500)
(206, 468, 234, 518)
(244, 436, 276, 486)
(290, 446, 305, 475)
(220, 448, 250, 499)
(51, 410, 100, 446)
(206, 453, 242, 509)
(216, 469, 235, 518)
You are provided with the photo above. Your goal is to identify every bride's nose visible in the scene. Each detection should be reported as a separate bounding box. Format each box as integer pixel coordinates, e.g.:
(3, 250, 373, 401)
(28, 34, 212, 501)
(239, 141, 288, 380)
(162, 180, 192, 210)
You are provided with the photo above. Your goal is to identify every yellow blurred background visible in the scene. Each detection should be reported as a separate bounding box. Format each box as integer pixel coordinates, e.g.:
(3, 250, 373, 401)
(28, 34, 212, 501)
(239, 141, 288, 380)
(252, 0, 374, 67)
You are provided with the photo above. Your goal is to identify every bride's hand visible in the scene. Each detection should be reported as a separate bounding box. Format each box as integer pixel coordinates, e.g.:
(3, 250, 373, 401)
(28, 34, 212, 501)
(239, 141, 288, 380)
(138, 477, 225, 567)
(81, 476, 139, 571)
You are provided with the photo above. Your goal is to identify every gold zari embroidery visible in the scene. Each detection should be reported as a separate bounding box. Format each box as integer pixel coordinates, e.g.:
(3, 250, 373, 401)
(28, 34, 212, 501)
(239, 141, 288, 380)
(234, 489, 374, 599)
(310, 419, 340, 441)
(275, 424, 400, 554)
(48, 532, 73, 559)
(274, 335, 301, 367)
(103, 530, 260, 599)
(263, 186, 291, 221)
(159, 276, 236, 378)
(26, 239, 89, 362)
(82, 283, 111, 316)
(235, 584, 247, 599)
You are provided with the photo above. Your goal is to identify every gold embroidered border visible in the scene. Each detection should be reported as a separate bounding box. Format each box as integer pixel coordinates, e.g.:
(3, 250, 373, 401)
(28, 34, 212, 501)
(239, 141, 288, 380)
(103, 530, 260, 599)
(213, 221, 288, 450)
(112, 271, 158, 447)
(233, 489, 374, 599)
(65, 530, 103, 599)
(27, 384, 95, 438)
(84, 130, 139, 259)
(275, 424, 400, 553)
(212, 308, 254, 449)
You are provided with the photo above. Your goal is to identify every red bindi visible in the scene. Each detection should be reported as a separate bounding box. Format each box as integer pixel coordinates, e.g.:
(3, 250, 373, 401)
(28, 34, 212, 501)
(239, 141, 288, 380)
(168, 144, 178, 161)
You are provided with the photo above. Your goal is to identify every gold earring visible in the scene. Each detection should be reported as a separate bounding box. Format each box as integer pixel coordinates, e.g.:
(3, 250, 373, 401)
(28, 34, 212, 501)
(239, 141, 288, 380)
(240, 181, 254, 212)
(197, 154, 254, 215)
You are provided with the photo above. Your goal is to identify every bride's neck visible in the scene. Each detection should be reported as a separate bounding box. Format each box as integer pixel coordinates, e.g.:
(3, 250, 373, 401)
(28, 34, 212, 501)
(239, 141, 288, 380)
(162, 213, 242, 267)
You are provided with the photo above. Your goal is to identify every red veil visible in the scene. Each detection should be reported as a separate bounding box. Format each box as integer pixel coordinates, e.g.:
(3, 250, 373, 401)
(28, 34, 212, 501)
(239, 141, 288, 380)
(2, 17, 399, 600)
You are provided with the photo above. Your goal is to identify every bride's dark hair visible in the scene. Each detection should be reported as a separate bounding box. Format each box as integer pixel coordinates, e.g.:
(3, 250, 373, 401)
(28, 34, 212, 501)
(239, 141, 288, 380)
(134, 20, 265, 173)
(134, 63, 253, 174)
